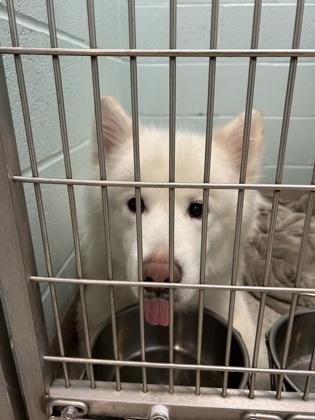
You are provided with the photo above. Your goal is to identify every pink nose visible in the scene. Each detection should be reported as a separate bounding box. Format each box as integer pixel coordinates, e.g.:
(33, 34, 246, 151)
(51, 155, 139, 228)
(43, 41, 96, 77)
(143, 260, 182, 290)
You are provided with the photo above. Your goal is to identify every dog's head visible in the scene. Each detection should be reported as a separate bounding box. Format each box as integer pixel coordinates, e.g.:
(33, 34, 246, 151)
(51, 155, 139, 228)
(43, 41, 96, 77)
(94, 96, 263, 326)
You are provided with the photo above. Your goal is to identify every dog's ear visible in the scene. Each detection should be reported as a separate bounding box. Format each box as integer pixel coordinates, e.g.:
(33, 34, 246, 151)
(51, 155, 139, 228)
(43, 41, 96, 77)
(98, 96, 132, 153)
(219, 110, 263, 181)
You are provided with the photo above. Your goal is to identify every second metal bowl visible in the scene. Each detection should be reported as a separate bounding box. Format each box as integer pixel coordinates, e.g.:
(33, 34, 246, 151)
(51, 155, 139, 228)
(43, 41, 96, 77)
(266, 308, 315, 392)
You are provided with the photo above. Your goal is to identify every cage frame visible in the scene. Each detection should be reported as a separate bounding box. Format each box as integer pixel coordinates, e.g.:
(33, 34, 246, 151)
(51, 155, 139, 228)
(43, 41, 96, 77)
(1, 0, 315, 419)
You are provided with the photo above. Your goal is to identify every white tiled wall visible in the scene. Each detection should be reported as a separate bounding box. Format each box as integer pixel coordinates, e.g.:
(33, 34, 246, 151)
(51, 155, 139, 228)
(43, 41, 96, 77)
(0, 0, 130, 334)
(132, 1, 315, 184)
(1, 0, 315, 335)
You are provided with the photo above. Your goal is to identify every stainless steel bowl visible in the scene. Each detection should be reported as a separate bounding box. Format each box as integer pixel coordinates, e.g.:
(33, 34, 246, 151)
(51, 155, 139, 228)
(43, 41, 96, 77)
(90, 305, 249, 389)
(267, 308, 315, 392)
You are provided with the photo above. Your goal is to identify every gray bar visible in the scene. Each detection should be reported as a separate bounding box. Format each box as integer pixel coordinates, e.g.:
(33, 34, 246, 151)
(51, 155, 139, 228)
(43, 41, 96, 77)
(86, 1, 120, 389)
(7, 0, 71, 387)
(30, 276, 315, 295)
(77, 284, 95, 387)
(42, 356, 315, 377)
(249, 193, 279, 395)
(222, 0, 262, 397)
(1, 46, 315, 58)
(168, 0, 177, 394)
(47, 0, 85, 388)
(275, 1, 305, 185)
(243, 0, 262, 396)
(128, 0, 147, 393)
(85, 0, 115, 390)
(277, 186, 314, 400)
(275, 0, 305, 399)
(12, 175, 315, 191)
(196, 0, 219, 396)
(303, 342, 315, 401)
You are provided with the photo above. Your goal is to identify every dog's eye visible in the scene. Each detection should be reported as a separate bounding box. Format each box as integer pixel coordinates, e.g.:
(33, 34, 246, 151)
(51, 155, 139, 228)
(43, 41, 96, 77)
(188, 202, 203, 219)
(127, 197, 146, 214)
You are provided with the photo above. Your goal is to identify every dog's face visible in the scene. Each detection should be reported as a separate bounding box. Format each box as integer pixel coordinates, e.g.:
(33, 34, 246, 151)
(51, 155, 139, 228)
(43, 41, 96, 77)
(95, 96, 263, 326)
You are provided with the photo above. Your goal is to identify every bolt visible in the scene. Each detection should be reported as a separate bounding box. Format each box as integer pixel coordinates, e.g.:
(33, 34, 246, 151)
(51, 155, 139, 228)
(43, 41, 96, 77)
(61, 405, 79, 419)
(150, 405, 169, 420)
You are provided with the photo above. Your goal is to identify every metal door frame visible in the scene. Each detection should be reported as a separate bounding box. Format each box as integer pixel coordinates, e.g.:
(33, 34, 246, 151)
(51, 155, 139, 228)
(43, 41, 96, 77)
(1, 0, 315, 419)
(0, 297, 27, 420)
(1, 44, 315, 420)
(0, 53, 52, 420)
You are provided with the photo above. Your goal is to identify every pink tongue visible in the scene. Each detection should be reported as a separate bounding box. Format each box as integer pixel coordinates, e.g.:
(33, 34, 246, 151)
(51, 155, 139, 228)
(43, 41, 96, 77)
(144, 298, 169, 327)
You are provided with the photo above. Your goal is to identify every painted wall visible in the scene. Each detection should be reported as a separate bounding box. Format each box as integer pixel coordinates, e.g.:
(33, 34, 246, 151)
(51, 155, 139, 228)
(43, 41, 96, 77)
(1, 0, 314, 335)
(0, 0, 130, 335)
(132, 0, 315, 184)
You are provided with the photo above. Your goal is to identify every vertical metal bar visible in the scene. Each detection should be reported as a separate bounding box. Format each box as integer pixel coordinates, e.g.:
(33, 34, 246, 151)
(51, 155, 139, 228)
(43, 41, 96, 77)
(303, 341, 315, 401)
(222, 0, 261, 397)
(128, 0, 147, 393)
(86, 0, 116, 389)
(0, 52, 51, 420)
(168, 0, 177, 394)
(46, 0, 87, 389)
(195, 0, 219, 396)
(221, 204, 242, 397)
(275, 1, 304, 186)
(276, 170, 314, 400)
(238, 0, 264, 397)
(274, 0, 305, 399)
(6, 0, 71, 387)
(245, 0, 305, 399)
(248, 191, 279, 394)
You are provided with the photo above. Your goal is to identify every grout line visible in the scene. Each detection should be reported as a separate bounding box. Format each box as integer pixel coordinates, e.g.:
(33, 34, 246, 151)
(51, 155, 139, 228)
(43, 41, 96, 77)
(0, 5, 89, 48)
(55, 249, 77, 278)
(21, 138, 90, 177)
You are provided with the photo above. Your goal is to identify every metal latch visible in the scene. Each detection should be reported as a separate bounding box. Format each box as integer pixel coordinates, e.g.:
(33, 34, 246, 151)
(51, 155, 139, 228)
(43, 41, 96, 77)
(46, 399, 88, 419)
(242, 414, 283, 420)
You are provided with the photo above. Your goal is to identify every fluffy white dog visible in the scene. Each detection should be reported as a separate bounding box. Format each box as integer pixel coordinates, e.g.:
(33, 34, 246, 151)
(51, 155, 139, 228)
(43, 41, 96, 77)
(78, 96, 265, 385)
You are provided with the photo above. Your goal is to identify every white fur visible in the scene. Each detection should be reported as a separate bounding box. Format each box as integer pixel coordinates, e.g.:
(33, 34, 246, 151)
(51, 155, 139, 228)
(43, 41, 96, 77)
(78, 96, 267, 386)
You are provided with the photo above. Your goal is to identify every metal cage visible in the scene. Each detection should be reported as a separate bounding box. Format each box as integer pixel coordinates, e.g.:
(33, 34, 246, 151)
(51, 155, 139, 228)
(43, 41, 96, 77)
(0, 0, 314, 419)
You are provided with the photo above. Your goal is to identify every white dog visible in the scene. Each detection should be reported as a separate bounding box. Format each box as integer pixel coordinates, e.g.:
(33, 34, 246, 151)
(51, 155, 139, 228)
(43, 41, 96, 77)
(78, 96, 265, 384)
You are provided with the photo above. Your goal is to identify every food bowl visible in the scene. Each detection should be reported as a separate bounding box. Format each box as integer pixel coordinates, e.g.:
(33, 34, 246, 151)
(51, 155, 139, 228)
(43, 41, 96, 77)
(266, 308, 315, 392)
(90, 305, 249, 389)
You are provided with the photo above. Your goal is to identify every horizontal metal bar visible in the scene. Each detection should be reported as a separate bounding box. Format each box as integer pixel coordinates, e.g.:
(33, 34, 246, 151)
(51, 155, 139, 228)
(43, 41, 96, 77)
(46, 381, 315, 420)
(12, 175, 315, 191)
(43, 356, 315, 377)
(30, 276, 315, 295)
(1, 46, 315, 58)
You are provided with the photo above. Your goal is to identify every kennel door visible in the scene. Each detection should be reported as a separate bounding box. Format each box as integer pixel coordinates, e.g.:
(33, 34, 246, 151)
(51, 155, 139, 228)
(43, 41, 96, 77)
(1, 0, 315, 418)
(0, 54, 52, 420)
